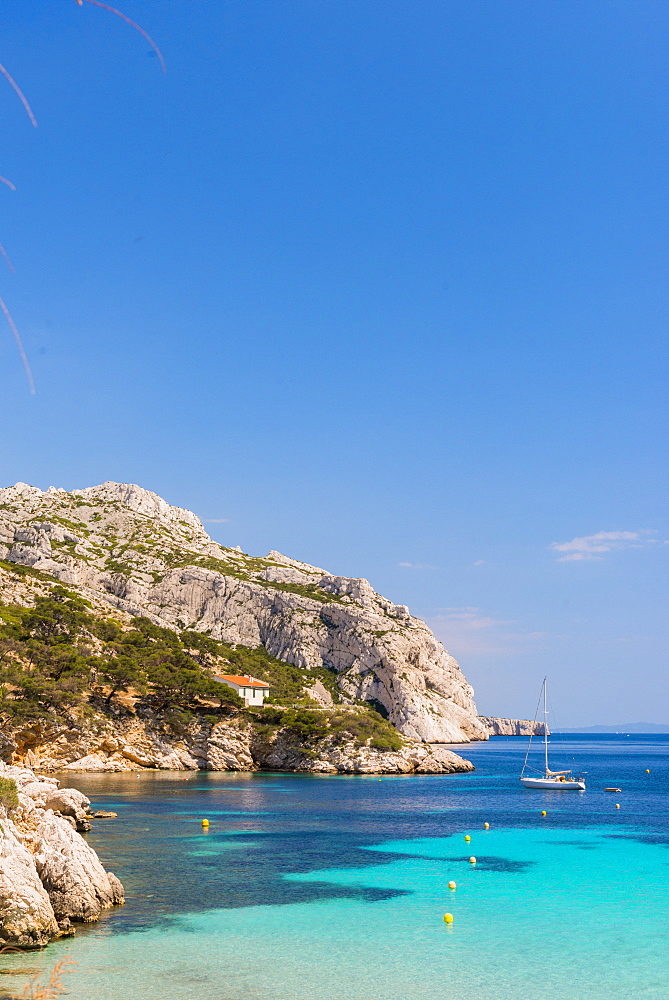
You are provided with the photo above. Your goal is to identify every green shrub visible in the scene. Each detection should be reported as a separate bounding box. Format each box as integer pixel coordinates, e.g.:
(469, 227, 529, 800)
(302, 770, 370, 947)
(281, 708, 329, 740)
(369, 734, 403, 751)
(0, 776, 19, 813)
(250, 706, 285, 726)
(247, 704, 403, 751)
(163, 708, 194, 733)
(328, 709, 403, 750)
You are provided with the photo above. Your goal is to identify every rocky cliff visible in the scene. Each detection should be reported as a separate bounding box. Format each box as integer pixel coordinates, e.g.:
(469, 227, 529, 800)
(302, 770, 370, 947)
(479, 717, 545, 736)
(0, 481, 487, 743)
(0, 557, 475, 776)
(2, 713, 473, 777)
(0, 765, 123, 948)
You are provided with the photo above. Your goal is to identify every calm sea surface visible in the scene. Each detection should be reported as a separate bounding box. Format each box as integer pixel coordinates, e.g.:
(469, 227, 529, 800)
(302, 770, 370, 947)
(4, 735, 669, 999)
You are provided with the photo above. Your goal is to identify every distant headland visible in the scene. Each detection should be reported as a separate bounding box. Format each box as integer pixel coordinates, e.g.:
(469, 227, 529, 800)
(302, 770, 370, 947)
(555, 723, 669, 734)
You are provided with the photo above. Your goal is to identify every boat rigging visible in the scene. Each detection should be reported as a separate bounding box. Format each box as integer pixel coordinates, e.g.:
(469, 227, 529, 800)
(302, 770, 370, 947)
(520, 678, 586, 790)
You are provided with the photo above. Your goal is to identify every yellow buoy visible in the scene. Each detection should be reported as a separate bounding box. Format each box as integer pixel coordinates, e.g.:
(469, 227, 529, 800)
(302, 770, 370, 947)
(464, 835, 471, 842)
(469, 856, 477, 864)
(483, 822, 490, 830)
(646, 769, 651, 774)
(443, 913, 454, 923)
(541, 810, 547, 817)
(448, 881, 457, 890)
(201, 818, 209, 827)
(615, 803, 621, 809)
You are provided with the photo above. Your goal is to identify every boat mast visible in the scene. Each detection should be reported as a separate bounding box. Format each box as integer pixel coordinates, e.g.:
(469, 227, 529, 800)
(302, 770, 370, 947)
(543, 677, 549, 775)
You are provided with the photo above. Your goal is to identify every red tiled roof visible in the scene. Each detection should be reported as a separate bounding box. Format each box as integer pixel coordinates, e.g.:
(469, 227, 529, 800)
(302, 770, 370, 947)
(214, 674, 271, 688)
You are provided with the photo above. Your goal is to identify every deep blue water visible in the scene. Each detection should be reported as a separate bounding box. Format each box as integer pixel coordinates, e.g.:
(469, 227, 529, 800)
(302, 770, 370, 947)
(3, 735, 668, 999)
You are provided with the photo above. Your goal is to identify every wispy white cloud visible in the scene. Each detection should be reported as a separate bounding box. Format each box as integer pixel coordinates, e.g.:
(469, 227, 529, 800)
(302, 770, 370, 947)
(473, 559, 485, 566)
(201, 517, 231, 524)
(429, 606, 545, 656)
(550, 530, 655, 562)
(438, 607, 510, 630)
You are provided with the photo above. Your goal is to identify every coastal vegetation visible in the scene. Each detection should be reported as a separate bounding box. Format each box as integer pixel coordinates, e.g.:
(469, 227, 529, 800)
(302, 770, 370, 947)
(0, 776, 18, 813)
(0, 950, 74, 1000)
(0, 587, 243, 719)
(249, 705, 403, 750)
(0, 581, 401, 752)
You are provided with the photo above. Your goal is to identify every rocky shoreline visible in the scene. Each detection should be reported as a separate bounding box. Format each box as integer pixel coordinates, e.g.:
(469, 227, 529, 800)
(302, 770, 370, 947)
(2, 714, 474, 776)
(0, 480, 481, 950)
(0, 732, 473, 950)
(0, 763, 124, 948)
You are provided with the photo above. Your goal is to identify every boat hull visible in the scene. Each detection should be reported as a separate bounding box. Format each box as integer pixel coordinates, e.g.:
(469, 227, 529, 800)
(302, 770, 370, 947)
(520, 777, 585, 790)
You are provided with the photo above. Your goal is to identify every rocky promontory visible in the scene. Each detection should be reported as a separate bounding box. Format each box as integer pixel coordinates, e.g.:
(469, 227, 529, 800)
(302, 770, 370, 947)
(0, 541, 475, 777)
(2, 713, 473, 776)
(479, 717, 545, 736)
(0, 764, 123, 948)
(0, 480, 489, 951)
(0, 481, 487, 743)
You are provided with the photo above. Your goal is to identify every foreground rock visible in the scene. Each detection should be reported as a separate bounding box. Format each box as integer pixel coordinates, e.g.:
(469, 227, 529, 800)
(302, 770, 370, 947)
(2, 714, 473, 776)
(479, 717, 545, 736)
(0, 482, 487, 743)
(0, 764, 124, 948)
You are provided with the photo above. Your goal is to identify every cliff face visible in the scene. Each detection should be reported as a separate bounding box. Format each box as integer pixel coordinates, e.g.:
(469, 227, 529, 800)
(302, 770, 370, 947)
(0, 482, 487, 743)
(479, 717, 545, 736)
(1, 714, 473, 777)
(0, 764, 123, 948)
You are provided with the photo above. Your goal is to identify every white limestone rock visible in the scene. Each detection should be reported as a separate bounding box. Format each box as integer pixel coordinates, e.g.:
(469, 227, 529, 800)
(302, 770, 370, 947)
(306, 680, 334, 706)
(205, 725, 255, 771)
(62, 755, 126, 772)
(479, 717, 545, 736)
(33, 812, 123, 922)
(43, 788, 92, 831)
(0, 762, 124, 946)
(0, 810, 59, 947)
(0, 481, 488, 743)
(4, 714, 474, 777)
(249, 728, 475, 775)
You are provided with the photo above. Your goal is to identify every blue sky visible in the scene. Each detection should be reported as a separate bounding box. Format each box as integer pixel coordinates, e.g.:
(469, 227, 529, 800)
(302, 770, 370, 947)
(1, 1, 666, 725)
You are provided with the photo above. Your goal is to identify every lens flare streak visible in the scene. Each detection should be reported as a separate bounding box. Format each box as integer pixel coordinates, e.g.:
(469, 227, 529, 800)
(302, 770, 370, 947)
(0, 297, 35, 394)
(0, 244, 15, 272)
(0, 64, 38, 127)
(76, 0, 167, 72)
(1, 2, 165, 396)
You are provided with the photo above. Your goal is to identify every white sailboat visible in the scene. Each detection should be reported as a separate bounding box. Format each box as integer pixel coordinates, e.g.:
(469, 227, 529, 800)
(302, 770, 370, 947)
(520, 679, 586, 790)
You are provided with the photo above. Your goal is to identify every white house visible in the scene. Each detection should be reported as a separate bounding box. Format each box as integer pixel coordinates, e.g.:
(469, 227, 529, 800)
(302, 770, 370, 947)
(214, 674, 272, 707)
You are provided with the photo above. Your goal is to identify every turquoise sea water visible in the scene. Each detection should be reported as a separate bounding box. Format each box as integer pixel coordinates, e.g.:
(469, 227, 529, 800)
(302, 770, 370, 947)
(3, 735, 668, 999)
